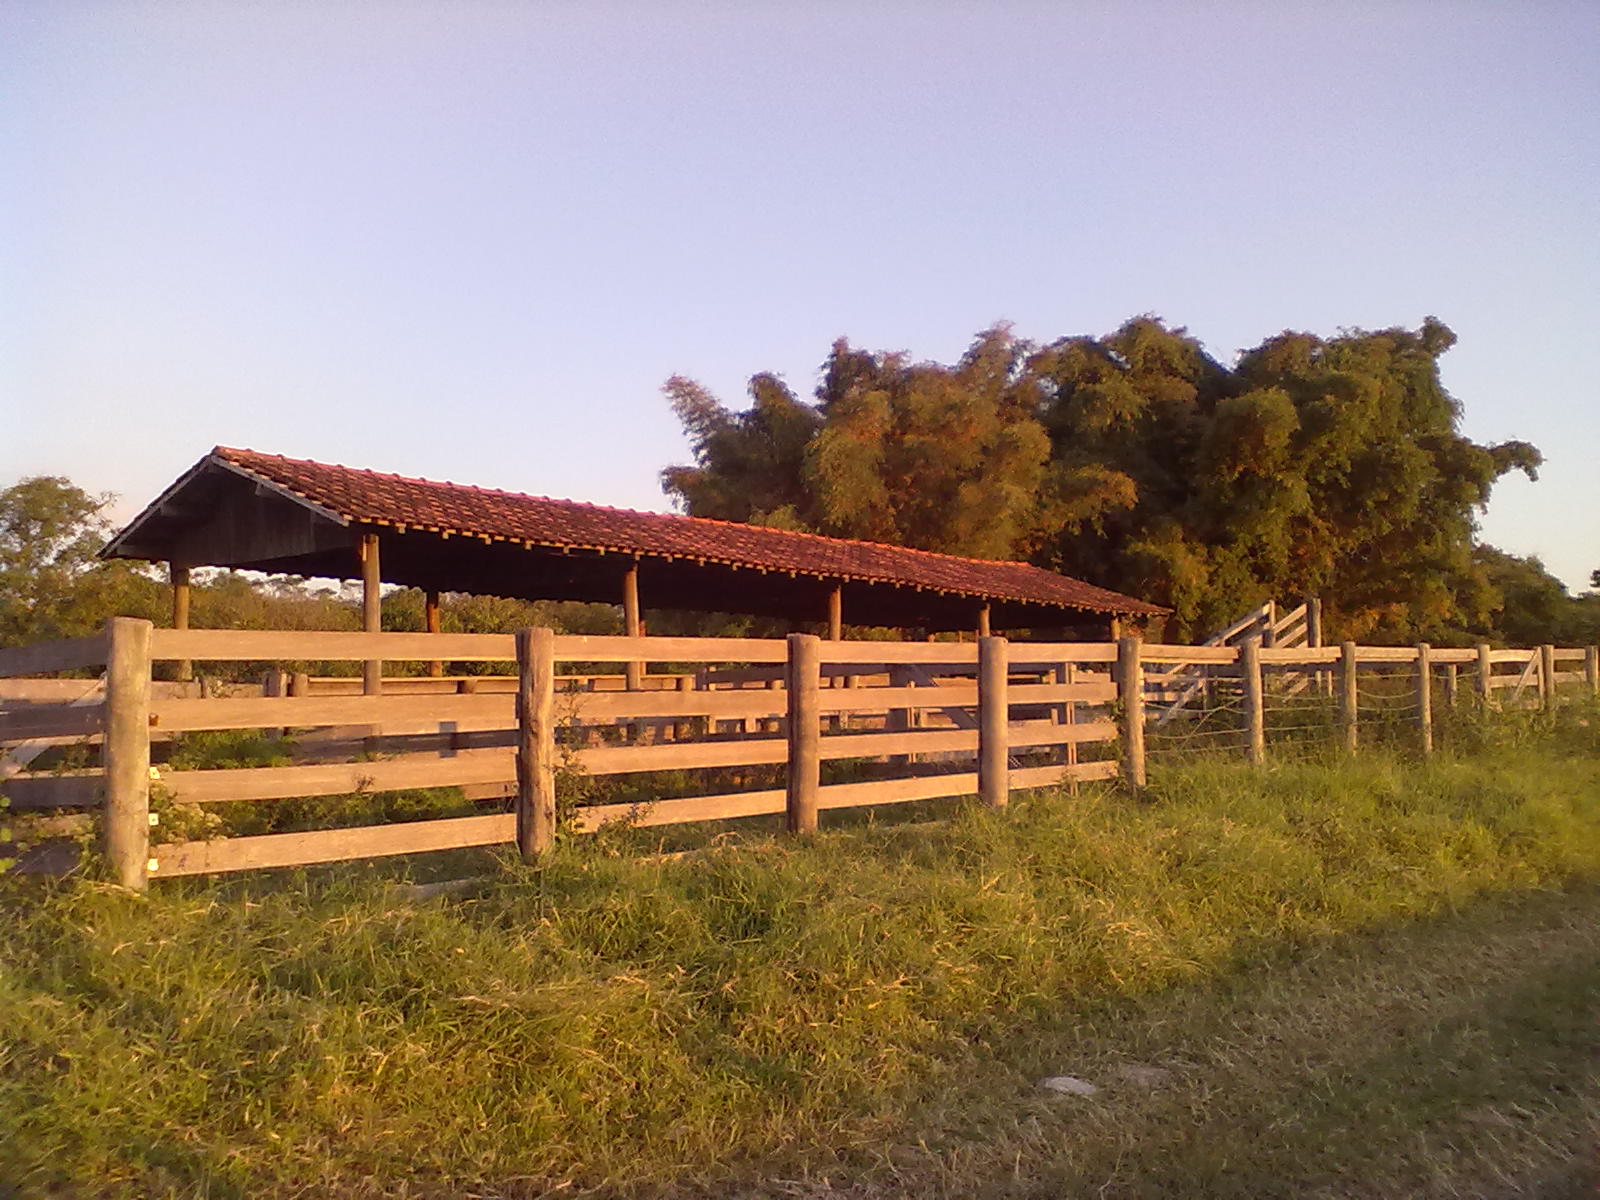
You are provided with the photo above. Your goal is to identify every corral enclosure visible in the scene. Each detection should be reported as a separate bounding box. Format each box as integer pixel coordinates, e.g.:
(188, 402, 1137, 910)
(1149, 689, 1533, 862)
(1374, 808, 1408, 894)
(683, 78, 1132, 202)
(3, 618, 1597, 890)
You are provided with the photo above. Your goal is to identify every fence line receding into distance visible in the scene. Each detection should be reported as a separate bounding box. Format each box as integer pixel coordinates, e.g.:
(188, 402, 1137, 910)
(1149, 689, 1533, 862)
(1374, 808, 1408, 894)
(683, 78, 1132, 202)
(2, 621, 1596, 890)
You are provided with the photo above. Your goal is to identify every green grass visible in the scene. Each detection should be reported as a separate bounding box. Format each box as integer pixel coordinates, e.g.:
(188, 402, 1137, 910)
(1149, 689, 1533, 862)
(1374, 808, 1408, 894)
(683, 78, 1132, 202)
(3, 737, 1599, 1197)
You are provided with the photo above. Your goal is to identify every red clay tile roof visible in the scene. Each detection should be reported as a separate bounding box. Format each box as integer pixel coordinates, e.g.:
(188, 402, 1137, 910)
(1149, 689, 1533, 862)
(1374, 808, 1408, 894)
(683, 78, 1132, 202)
(205, 447, 1163, 615)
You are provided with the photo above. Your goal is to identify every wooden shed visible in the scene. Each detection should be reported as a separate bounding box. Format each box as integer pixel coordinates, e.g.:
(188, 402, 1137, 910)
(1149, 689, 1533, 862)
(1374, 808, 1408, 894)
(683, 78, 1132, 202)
(104, 447, 1165, 640)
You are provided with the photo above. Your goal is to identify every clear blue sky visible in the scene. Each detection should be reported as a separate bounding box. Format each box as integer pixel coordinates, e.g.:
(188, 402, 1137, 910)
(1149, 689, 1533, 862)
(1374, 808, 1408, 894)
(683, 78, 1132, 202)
(4, 2, 1596, 589)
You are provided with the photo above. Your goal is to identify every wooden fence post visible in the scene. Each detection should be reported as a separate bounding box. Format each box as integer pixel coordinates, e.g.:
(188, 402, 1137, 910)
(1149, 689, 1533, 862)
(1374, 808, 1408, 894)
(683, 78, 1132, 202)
(1060, 661, 1080, 793)
(1240, 635, 1265, 766)
(978, 636, 1009, 807)
(1415, 643, 1433, 757)
(1476, 643, 1494, 707)
(1540, 644, 1556, 710)
(515, 627, 557, 860)
(1339, 641, 1358, 754)
(1117, 635, 1146, 786)
(1586, 646, 1599, 700)
(103, 617, 153, 892)
(1444, 663, 1459, 708)
(1307, 596, 1329, 696)
(360, 532, 382, 696)
(786, 633, 821, 834)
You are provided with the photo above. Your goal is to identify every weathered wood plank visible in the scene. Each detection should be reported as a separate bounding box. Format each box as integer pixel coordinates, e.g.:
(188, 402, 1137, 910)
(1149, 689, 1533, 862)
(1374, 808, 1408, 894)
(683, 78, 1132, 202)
(1008, 643, 1119, 665)
(1258, 647, 1342, 665)
(0, 633, 109, 679)
(0, 773, 103, 809)
(1002, 681, 1118, 704)
(1010, 759, 1119, 789)
(0, 679, 107, 702)
(159, 748, 517, 804)
(1488, 649, 1538, 665)
(151, 693, 516, 733)
(567, 689, 788, 721)
(554, 635, 789, 664)
(574, 788, 786, 830)
(152, 813, 519, 877)
(1354, 647, 1420, 663)
(1140, 644, 1239, 664)
(579, 737, 791, 774)
(0, 705, 103, 741)
(150, 629, 519, 662)
(819, 772, 979, 810)
(813, 642, 981, 666)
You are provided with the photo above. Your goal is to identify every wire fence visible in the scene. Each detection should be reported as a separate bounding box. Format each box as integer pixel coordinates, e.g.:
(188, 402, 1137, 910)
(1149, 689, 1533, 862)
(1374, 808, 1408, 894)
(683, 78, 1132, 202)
(1144, 660, 1596, 768)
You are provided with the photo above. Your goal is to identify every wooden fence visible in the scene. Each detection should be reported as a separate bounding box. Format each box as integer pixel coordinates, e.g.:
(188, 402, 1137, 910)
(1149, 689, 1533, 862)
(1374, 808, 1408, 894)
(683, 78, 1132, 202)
(3, 621, 1597, 890)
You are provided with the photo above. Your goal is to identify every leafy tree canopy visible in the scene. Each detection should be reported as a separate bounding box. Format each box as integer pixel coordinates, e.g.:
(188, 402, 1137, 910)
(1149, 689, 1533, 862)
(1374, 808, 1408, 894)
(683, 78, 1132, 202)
(0, 477, 163, 645)
(661, 317, 1541, 640)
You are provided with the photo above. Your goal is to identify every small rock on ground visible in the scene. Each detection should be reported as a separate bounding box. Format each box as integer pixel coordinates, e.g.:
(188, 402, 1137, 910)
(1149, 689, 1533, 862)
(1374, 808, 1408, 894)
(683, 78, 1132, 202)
(1038, 1075, 1099, 1097)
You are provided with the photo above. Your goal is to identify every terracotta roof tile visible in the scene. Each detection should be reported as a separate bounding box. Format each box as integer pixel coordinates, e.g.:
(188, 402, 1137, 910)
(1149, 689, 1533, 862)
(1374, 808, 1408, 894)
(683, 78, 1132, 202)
(212, 447, 1164, 616)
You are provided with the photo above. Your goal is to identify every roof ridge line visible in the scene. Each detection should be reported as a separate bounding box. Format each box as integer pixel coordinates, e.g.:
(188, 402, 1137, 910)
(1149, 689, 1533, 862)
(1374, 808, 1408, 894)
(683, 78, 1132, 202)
(215, 445, 1048, 572)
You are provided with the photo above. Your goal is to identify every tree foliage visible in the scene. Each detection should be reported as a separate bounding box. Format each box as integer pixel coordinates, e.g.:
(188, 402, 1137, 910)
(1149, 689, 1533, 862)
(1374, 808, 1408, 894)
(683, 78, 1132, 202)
(1471, 548, 1600, 648)
(660, 317, 1542, 640)
(0, 477, 163, 645)
(663, 328, 1053, 559)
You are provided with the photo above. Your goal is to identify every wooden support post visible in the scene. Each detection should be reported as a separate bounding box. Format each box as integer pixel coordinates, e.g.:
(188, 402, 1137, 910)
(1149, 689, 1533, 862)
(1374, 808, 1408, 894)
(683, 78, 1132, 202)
(360, 532, 382, 696)
(169, 562, 192, 683)
(785, 633, 820, 834)
(1416, 643, 1433, 756)
(1240, 635, 1265, 766)
(1444, 663, 1459, 708)
(1262, 600, 1278, 648)
(623, 560, 643, 691)
(1539, 643, 1556, 710)
(515, 627, 557, 860)
(1339, 640, 1358, 754)
(1117, 635, 1147, 786)
(425, 589, 443, 678)
(977, 603, 992, 639)
(103, 617, 153, 892)
(1476, 642, 1494, 706)
(289, 671, 310, 697)
(1307, 596, 1328, 696)
(826, 584, 842, 641)
(1586, 646, 1599, 700)
(978, 636, 1009, 808)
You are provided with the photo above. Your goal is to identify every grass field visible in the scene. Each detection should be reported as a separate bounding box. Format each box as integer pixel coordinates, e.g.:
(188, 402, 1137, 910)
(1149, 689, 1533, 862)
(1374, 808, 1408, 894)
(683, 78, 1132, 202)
(3, 715, 1598, 1197)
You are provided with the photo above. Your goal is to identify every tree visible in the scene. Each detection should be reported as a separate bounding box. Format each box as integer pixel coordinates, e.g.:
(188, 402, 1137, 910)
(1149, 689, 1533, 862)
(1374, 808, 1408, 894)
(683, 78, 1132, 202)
(662, 325, 1054, 559)
(660, 317, 1540, 641)
(659, 373, 820, 529)
(0, 477, 163, 645)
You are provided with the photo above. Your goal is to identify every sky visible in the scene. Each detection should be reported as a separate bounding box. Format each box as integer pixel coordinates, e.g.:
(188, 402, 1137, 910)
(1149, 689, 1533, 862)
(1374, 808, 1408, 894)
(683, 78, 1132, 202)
(4, 1, 1597, 590)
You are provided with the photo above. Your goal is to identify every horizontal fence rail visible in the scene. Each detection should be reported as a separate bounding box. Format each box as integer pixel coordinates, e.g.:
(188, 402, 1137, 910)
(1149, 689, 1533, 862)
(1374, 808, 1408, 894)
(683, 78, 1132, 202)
(2, 621, 1596, 888)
